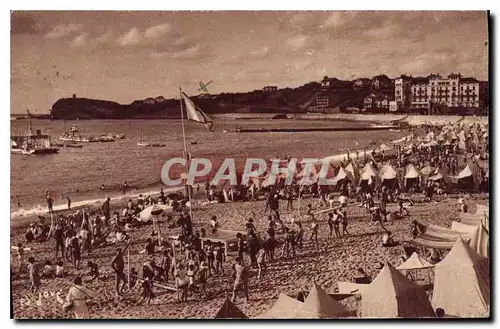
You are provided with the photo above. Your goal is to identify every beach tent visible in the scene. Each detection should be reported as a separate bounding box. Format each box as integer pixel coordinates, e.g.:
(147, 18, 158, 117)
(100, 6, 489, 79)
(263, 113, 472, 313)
(469, 224, 489, 258)
(301, 282, 353, 318)
(456, 164, 476, 192)
(212, 297, 248, 319)
(451, 221, 478, 233)
(344, 162, 360, 185)
(380, 164, 398, 189)
(361, 263, 435, 318)
(359, 162, 377, 188)
(332, 166, 354, 185)
(458, 140, 467, 151)
(404, 164, 420, 189)
(256, 294, 305, 319)
(397, 252, 434, 271)
(337, 281, 368, 295)
(419, 165, 434, 177)
(432, 238, 490, 318)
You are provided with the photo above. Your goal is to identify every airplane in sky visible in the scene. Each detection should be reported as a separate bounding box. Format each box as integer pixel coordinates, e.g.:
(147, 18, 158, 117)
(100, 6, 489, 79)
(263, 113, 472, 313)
(197, 80, 213, 94)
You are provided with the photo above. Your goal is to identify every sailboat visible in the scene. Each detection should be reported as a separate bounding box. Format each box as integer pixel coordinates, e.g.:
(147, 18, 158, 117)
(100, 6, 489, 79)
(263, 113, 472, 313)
(137, 130, 150, 147)
(11, 114, 59, 155)
(99, 125, 116, 142)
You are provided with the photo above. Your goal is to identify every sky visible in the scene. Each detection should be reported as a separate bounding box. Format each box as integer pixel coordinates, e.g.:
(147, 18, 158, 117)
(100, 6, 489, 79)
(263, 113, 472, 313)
(11, 11, 489, 114)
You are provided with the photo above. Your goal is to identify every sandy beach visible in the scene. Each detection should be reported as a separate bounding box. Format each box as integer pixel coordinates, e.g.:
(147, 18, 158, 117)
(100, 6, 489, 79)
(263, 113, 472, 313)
(10, 190, 488, 319)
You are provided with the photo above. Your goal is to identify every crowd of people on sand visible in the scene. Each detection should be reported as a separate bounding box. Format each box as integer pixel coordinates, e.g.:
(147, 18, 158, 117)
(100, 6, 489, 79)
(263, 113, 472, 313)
(11, 121, 488, 319)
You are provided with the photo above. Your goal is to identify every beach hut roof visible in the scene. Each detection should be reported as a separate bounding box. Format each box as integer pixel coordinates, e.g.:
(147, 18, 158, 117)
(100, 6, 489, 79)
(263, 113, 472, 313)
(302, 282, 352, 318)
(457, 164, 474, 179)
(344, 162, 359, 180)
(256, 294, 305, 319)
(362, 263, 435, 318)
(361, 162, 377, 180)
(381, 164, 398, 180)
(213, 298, 248, 319)
(404, 164, 420, 179)
(333, 166, 354, 183)
(420, 165, 434, 176)
(396, 252, 434, 270)
(432, 238, 490, 317)
(470, 224, 489, 258)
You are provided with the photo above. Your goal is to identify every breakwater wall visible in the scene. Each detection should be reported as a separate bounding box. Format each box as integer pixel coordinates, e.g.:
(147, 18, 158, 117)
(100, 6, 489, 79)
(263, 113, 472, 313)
(212, 113, 489, 126)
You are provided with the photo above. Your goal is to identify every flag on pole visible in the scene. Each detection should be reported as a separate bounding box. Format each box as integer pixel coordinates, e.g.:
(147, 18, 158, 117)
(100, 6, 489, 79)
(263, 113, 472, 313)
(181, 91, 213, 131)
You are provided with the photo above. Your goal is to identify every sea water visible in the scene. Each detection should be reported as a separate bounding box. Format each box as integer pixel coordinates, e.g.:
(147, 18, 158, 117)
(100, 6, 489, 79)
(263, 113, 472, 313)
(10, 118, 406, 217)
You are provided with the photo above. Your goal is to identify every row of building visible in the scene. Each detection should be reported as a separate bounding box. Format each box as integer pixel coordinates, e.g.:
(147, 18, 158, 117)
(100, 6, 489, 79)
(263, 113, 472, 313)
(395, 73, 480, 110)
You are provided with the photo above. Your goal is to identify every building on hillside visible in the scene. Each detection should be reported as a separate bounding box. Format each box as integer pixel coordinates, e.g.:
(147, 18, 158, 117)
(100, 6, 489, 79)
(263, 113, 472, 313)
(364, 94, 392, 110)
(371, 75, 393, 90)
(263, 86, 278, 92)
(395, 73, 481, 110)
(306, 93, 330, 113)
(316, 94, 329, 111)
(320, 76, 336, 88)
(364, 95, 374, 109)
(394, 75, 413, 110)
(353, 78, 370, 90)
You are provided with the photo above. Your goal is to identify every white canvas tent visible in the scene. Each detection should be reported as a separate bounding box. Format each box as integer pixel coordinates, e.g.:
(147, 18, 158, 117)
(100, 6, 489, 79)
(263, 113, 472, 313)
(361, 263, 435, 318)
(457, 164, 474, 179)
(404, 164, 420, 179)
(469, 224, 489, 258)
(332, 166, 354, 184)
(397, 252, 434, 270)
(344, 162, 360, 185)
(380, 164, 398, 181)
(256, 294, 305, 319)
(432, 238, 490, 318)
(337, 281, 368, 294)
(301, 282, 353, 318)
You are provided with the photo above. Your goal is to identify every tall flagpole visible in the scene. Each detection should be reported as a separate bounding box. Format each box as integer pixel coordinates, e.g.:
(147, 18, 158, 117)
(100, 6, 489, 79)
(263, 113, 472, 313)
(179, 87, 194, 223)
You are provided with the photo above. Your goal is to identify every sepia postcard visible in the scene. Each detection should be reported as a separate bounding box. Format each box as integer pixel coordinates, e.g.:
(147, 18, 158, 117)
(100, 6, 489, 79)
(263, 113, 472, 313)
(10, 10, 490, 320)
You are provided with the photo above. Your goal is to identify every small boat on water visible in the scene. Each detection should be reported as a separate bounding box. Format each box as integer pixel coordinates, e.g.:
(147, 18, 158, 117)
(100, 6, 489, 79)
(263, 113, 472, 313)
(11, 117, 59, 155)
(137, 130, 150, 147)
(99, 135, 116, 142)
(65, 142, 83, 148)
(152, 143, 166, 147)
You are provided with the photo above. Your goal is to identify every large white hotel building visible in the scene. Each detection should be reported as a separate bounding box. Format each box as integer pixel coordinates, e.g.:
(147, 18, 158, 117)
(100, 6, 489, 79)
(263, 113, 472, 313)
(395, 73, 480, 110)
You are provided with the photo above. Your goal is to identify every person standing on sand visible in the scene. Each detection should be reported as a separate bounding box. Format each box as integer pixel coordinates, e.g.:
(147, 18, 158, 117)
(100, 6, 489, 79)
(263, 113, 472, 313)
(70, 234, 81, 269)
(286, 189, 293, 211)
(64, 276, 94, 319)
(46, 195, 54, 213)
(101, 197, 110, 226)
(231, 257, 249, 303)
(256, 247, 266, 280)
(67, 196, 71, 211)
(309, 216, 319, 250)
(54, 224, 65, 260)
(110, 246, 128, 296)
(27, 257, 40, 294)
(12, 243, 29, 274)
(327, 213, 334, 238)
(340, 208, 349, 236)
